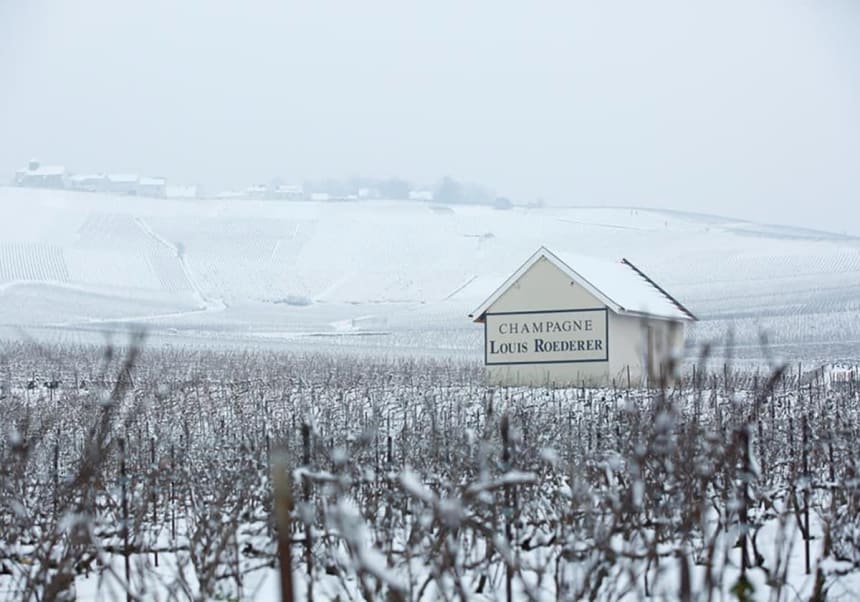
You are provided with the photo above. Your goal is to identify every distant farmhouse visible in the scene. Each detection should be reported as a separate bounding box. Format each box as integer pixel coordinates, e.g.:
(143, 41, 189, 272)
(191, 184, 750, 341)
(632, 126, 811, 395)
(271, 184, 304, 201)
(245, 184, 269, 200)
(10, 161, 504, 207)
(68, 174, 106, 192)
(138, 176, 167, 198)
(11, 160, 196, 199)
(14, 160, 66, 189)
(106, 174, 139, 195)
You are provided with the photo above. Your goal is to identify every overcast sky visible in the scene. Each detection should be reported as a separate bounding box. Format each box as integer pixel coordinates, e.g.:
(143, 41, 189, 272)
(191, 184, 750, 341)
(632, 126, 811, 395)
(1, 1, 858, 233)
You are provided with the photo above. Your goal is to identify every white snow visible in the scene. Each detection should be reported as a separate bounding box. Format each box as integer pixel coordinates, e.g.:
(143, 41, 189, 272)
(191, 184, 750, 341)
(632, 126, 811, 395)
(1, 186, 860, 361)
(107, 174, 139, 183)
(554, 251, 692, 320)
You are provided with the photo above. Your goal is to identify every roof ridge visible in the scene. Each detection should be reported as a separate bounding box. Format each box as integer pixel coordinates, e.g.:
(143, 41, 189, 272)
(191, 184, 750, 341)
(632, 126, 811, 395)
(620, 258, 697, 321)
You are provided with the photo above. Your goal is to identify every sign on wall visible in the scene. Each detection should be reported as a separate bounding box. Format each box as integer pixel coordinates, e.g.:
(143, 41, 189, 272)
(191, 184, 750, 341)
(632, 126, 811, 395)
(484, 308, 609, 365)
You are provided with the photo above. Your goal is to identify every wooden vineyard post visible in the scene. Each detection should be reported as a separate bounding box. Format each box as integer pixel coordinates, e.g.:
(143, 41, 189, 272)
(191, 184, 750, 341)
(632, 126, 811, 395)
(387, 432, 393, 467)
(302, 422, 313, 601)
(828, 421, 837, 514)
(170, 444, 176, 542)
(272, 447, 295, 602)
(738, 426, 752, 576)
(501, 414, 513, 602)
(53, 435, 60, 520)
(386, 412, 393, 467)
(119, 436, 131, 602)
(150, 436, 158, 567)
(802, 414, 811, 576)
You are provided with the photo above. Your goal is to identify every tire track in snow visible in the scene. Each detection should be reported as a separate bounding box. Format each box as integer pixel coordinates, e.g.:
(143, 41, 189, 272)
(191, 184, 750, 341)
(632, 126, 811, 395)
(134, 217, 226, 312)
(315, 272, 353, 302)
(444, 275, 477, 300)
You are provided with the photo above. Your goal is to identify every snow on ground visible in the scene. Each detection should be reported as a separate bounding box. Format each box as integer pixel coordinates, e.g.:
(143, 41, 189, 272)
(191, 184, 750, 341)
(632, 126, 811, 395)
(2, 186, 860, 362)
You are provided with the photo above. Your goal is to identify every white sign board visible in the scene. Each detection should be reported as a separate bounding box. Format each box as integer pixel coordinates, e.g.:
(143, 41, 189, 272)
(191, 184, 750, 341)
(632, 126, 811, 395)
(484, 308, 609, 365)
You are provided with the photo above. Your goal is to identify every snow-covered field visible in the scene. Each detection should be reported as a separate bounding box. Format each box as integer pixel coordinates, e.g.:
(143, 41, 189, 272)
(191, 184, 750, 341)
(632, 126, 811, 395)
(3, 186, 860, 363)
(2, 346, 860, 601)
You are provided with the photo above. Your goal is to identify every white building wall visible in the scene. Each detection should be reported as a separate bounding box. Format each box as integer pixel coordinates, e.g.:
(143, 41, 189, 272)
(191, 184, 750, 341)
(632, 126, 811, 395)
(606, 313, 683, 386)
(485, 257, 610, 386)
(483, 256, 685, 387)
(607, 312, 644, 385)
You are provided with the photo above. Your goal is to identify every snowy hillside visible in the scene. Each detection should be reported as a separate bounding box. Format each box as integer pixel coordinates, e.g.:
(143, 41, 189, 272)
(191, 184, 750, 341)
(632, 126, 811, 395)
(2, 186, 860, 363)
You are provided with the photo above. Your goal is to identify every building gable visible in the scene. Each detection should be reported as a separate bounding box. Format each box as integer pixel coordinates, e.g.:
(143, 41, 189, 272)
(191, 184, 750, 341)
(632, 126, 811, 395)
(485, 255, 605, 315)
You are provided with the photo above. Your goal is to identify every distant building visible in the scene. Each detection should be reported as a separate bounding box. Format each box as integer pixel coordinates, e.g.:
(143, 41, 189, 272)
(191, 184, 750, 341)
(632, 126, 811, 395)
(409, 190, 434, 202)
(14, 160, 66, 189)
(68, 174, 106, 192)
(106, 174, 139, 195)
(823, 363, 860, 387)
(165, 184, 198, 199)
(470, 247, 696, 386)
(137, 176, 167, 198)
(310, 192, 330, 202)
(245, 185, 268, 199)
(270, 184, 304, 201)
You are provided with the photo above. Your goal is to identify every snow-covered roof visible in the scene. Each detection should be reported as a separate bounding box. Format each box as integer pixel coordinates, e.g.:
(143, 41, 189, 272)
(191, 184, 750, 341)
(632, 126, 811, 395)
(69, 174, 105, 181)
(139, 177, 166, 186)
(17, 165, 66, 176)
(108, 174, 139, 183)
(470, 247, 696, 322)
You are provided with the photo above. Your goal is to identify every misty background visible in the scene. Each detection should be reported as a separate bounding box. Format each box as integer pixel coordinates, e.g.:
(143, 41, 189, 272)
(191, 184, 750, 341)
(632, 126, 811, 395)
(1, 0, 858, 233)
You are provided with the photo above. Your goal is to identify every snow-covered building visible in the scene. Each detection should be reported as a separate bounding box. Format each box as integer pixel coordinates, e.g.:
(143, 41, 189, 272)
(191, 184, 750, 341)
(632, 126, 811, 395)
(270, 184, 304, 201)
(106, 174, 140, 195)
(137, 176, 167, 198)
(821, 363, 860, 387)
(469, 247, 696, 387)
(14, 161, 67, 188)
(68, 174, 106, 192)
(245, 185, 268, 199)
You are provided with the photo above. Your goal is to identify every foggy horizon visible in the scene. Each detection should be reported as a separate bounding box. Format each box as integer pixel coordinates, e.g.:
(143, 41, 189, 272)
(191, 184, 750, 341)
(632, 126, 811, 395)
(2, 0, 859, 233)
(5, 5, 860, 598)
